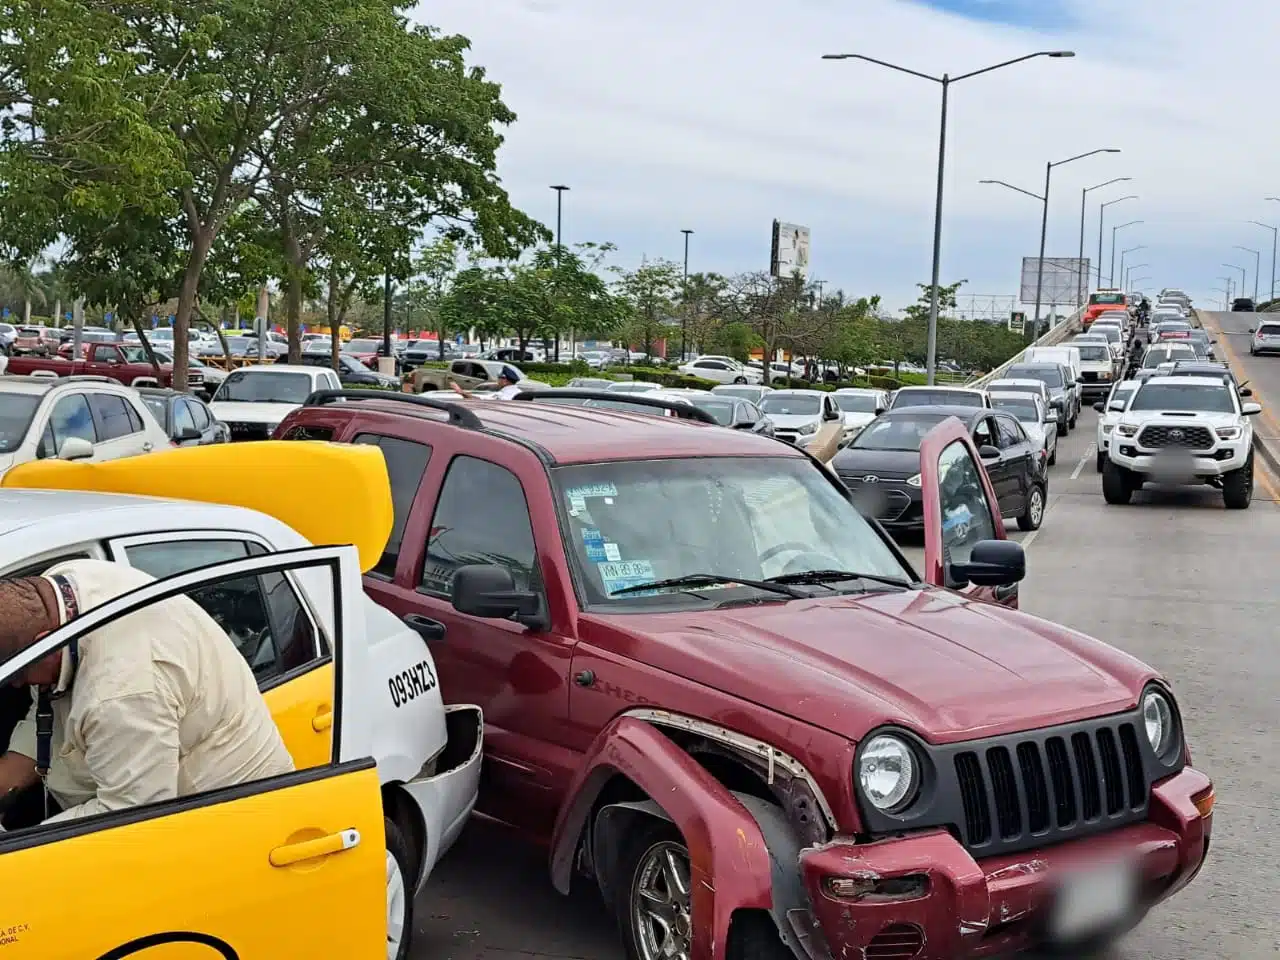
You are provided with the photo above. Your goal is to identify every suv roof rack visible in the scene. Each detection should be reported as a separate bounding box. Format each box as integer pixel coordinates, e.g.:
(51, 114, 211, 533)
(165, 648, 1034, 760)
(511, 388, 719, 425)
(304, 388, 484, 430)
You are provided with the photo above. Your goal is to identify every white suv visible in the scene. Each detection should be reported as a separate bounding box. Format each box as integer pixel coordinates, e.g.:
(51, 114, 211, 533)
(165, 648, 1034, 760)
(1092, 379, 1139, 472)
(0, 375, 171, 479)
(1103, 376, 1261, 508)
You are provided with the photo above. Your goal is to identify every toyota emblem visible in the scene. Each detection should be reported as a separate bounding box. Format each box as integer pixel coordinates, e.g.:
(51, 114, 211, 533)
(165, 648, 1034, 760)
(1169, 429, 1185, 441)
(862, 475, 880, 483)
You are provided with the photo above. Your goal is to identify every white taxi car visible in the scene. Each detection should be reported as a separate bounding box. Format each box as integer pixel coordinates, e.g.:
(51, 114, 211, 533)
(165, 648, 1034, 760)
(1103, 376, 1261, 509)
(0, 441, 482, 959)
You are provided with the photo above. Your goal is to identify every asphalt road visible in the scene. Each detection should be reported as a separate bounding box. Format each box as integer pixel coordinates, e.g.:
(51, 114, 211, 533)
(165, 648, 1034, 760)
(410, 399, 1280, 960)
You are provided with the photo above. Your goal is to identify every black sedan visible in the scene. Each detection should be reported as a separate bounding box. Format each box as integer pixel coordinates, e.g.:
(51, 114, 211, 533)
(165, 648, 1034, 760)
(832, 406, 1047, 534)
(137, 388, 228, 445)
(287, 352, 400, 388)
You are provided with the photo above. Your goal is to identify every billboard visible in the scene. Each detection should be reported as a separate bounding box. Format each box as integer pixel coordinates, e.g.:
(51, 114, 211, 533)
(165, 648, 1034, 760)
(771, 221, 811, 280)
(1009, 311, 1026, 334)
(1019, 257, 1089, 306)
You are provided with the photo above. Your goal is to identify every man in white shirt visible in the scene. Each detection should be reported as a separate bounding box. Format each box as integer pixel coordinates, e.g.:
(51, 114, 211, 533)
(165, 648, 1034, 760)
(450, 364, 523, 399)
(0, 558, 294, 828)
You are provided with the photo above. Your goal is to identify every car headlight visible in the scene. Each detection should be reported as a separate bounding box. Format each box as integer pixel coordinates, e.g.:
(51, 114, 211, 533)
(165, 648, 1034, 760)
(799, 421, 818, 435)
(1142, 688, 1180, 763)
(1117, 423, 1138, 437)
(1216, 425, 1243, 440)
(1101, 423, 1113, 434)
(858, 735, 918, 812)
(905, 473, 922, 488)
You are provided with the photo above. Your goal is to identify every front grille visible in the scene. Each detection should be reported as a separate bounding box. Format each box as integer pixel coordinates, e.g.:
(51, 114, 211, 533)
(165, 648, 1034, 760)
(865, 925, 924, 959)
(1137, 424, 1214, 450)
(839, 477, 913, 522)
(226, 421, 272, 441)
(952, 719, 1147, 853)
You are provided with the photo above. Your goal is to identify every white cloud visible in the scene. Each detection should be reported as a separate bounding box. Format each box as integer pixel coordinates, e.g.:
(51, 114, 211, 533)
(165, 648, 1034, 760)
(414, 0, 1280, 310)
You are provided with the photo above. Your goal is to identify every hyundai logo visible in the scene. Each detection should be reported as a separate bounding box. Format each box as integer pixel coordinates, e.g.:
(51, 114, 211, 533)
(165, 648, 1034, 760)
(1169, 429, 1185, 441)
(862, 475, 879, 483)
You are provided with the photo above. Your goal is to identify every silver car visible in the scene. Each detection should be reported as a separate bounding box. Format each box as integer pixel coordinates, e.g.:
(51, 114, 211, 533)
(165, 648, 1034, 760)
(989, 391, 1058, 467)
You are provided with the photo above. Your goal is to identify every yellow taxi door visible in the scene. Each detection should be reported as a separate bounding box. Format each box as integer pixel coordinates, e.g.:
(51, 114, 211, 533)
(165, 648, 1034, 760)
(0, 546, 385, 958)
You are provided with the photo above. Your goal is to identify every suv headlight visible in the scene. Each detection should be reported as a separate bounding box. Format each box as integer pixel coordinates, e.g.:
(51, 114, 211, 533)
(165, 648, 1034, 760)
(1142, 688, 1181, 764)
(858, 734, 918, 812)
(1117, 423, 1138, 437)
(1216, 425, 1243, 440)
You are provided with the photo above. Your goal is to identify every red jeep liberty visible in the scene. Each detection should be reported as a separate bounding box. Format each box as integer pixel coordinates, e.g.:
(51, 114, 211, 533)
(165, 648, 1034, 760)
(276, 389, 1212, 960)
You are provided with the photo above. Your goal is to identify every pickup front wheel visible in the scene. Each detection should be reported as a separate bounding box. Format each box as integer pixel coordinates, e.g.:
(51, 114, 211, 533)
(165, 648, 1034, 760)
(1102, 460, 1134, 505)
(1222, 452, 1253, 510)
(616, 821, 790, 960)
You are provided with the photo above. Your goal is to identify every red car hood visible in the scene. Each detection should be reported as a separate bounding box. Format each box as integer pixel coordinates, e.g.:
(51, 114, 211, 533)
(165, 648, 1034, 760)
(587, 588, 1157, 744)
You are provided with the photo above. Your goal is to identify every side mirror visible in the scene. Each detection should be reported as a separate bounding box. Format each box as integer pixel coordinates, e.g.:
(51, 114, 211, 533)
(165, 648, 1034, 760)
(876, 406, 887, 415)
(1240, 387, 1253, 397)
(57, 436, 94, 461)
(1242, 402, 1262, 416)
(978, 444, 1001, 460)
(177, 426, 202, 441)
(451, 563, 543, 627)
(1046, 409, 1058, 422)
(1109, 401, 1126, 412)
(1092, 401, 1105, 413)
(732, 420, 755, 430)
(950, 539, 1026, 587)
(1249, 327, 1256, 334)
(823, 408, 840, 421)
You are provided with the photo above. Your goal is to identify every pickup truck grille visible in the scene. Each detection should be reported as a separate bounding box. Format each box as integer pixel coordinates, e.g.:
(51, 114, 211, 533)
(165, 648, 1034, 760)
(1137, 424, 1214, 450)
(953, 720, 1147, 853)
(225, 421, 273, 441)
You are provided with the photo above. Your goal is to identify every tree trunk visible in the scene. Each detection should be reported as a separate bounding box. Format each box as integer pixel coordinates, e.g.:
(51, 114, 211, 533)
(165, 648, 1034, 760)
(327, 267, 342, 373)
(172, 230, 215, 392)
(286, 269, 303, 365)
(129, 315, 164, 377)
(52, 299, 61, 326)
(22, 300, 30, 325)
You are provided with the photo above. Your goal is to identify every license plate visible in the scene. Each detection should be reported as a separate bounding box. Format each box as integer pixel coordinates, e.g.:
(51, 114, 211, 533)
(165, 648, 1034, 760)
(1048, 860, 1137, 943)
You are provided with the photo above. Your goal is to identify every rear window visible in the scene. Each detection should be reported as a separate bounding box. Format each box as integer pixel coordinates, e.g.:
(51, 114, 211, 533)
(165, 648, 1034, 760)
(1006, 366, 1063, 388)
(1076, 345, 1111, 361)
(989, 397, 1040, 421)
(1258, 324, 1280, 336)
(890, 390, 983, 409)
(1089, 293, 1126, 305)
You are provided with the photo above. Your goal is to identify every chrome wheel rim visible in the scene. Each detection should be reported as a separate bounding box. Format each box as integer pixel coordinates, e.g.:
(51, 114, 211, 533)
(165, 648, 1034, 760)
(1029, 488, 1044, 526)
(631, 841, 693, 960)
(386, 850, 407, 959)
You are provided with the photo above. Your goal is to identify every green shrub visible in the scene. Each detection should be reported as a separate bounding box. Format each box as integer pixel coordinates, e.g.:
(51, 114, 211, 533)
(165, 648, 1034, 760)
(605, 365, 717, 390)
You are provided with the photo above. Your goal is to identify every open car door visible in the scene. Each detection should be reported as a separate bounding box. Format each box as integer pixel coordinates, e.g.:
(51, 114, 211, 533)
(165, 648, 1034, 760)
(919, 417, 1022, 608)
(0, 546, 385, 958)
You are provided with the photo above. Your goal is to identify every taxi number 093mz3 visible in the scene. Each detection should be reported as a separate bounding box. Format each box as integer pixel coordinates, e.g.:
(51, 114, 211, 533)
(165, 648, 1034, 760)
(389, 658, 438, 708)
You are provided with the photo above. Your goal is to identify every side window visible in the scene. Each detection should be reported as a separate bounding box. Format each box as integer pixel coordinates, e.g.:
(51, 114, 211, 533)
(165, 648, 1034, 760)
(187, 399, 211, 431)
(87, 394, 139, 440)
(995, 415, 1023, 449)
(353, 434, 433, 579)
(48, 393, 96, 447)
(937, 440, 998, 568)
(122, 539, 316, 681)
(90, 344, 118, 363)
(744, 402, 762, 420)
(420, 456, 537, 598)
(280, 424, 334, 441)
(972, 417, 994, 449)
(123, 399, 144, 433)
(173, 399, 198, 436)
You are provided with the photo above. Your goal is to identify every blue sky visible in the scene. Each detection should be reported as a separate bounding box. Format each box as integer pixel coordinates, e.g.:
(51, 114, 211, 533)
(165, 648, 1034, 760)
(416, 0, 1280, 314)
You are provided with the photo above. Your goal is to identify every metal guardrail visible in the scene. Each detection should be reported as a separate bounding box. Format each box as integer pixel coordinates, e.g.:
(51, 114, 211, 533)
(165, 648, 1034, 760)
(966, 307, 1084, 388)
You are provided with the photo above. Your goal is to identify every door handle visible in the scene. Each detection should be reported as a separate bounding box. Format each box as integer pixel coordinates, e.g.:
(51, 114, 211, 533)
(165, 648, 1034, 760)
(402, 613, 446, 642)
(311, 703, 333, 732)
(269, 828, 361, 867)
(142, 442, 154, 452)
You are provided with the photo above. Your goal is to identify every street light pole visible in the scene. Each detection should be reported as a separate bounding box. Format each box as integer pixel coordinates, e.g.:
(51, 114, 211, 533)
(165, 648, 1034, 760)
(1251, 217, 1278, 303)
(1118, 245, 1145, 289)
(550, 185, 570, 359)
(1234, 245, 1261, 303)
(1079, 177, 1132, 306)
(1125, 263, 1148, 291)
(681, 229, 694, 361)
(1109, 221, 1142, 285)
(1098, 196, 1137, 284)
(1224, 263, 1247, 301)
(823, 49, 1075, 384)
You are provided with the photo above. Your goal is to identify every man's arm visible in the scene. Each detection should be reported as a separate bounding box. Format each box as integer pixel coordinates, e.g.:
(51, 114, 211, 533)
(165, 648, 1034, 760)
(0, 752, 37, 810)
(44, 689, 180, 823)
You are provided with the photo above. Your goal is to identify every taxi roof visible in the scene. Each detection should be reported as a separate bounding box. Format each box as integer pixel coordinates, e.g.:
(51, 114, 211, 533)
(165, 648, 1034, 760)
(0, 488, 236, 536)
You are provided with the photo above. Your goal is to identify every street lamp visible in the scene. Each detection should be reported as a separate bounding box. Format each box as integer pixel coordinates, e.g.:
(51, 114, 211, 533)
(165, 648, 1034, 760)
(1125, 263, 1148, 291)
(1118, 245, 1145, 289)
(1130, 275, 1151, 294)
(550, 185, 571, 358)
(1109, 221, 1141, 284)
(1250, 219, 1277, 303)
(1224, 263, 1247, 301)
(1079, 177, 1132, 305)
(1098, 196, 1138, 283)
(1217, 276, 1235, 306)
(680, 229, 694, 361)
(823, 49, 1075, 383)
(1234, 245, 1261, 303)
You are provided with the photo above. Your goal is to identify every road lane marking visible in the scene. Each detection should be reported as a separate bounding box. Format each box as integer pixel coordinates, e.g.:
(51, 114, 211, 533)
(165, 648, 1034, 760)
(1200, 312, 1280, 502)
(1070, 443, 1095, 480)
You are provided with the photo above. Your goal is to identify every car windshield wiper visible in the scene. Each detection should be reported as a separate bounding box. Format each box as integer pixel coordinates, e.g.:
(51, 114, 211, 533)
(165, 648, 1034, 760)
(765, 569, 913, 590)
(609, 574, 806, 599)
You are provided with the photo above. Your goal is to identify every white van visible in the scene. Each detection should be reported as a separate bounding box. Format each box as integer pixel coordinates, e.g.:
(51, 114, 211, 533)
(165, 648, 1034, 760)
(1023, 345, 1082, 427)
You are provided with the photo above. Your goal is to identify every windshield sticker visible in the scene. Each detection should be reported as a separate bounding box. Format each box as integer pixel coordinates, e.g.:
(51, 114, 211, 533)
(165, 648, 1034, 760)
(581, 528, 608, 562)
(603, 542, 622, 562)
(567, 482, 618, 499)
(599, 559, 656, 596)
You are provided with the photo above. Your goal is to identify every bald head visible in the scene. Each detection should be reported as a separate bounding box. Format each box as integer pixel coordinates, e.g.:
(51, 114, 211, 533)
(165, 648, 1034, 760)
(0, 576, 62, 685)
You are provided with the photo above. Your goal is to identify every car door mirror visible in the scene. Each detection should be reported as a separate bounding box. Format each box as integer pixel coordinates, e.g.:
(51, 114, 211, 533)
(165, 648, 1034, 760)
(1240, 386, 1253, 397)
(823, 406, 840, 421)
(1249, 327, 1256, 334)
(950, 539, 1026, 587)
(56, 436, 93, 461)
(978, 444, 1000, 460)
(1242, 402, 1262, 416)
(1092, 401, 1105, 413)
(451, 563, 543, 626)
(1046, 408, 1058, 422)
(1109, 401, 1126, 412)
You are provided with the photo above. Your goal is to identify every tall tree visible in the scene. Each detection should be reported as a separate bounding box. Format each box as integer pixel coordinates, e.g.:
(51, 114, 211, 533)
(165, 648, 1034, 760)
(615, 259, 681, 360)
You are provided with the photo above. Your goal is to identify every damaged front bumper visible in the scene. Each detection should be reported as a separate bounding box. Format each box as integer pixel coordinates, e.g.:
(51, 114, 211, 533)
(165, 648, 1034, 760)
(793, 767, 1212, 959)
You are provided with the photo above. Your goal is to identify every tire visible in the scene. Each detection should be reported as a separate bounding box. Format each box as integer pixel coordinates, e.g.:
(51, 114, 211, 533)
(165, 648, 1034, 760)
(613, 819, 789, 960)
(384, 816, 414, 960)
(1223, 451, 1254, 510)
(1048, 443, 1057, 466)
(733, 376, 747, 384)
(1102, 460, 1133, 505)
(1096, 450, 1106, 473)
(1017, 482, 1046, 531)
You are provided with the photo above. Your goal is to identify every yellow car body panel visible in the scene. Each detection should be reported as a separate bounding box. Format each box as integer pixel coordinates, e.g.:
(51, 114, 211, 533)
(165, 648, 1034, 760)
(0, 762, 386, 959)
(1, 440, 393, 574)
(263, 661, 336, 771)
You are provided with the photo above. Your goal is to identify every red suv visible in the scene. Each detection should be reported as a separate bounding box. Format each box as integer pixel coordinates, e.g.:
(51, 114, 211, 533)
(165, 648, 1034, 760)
(276, 388, 1213, 960)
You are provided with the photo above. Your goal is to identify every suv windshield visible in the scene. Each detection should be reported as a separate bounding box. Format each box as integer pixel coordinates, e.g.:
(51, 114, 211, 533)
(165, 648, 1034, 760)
(0, 394, 41, 453)
(990, 397, 1040, 421)
(761, 394, 820, 416)
(553, 457, 909, 608)
(214, 370, 313, 404)
(832, 393, 879, 413)
(1130, 382, 1235, 413)
(851, 413, 947, 450)
(1006, 365, 1063, 388)
(891, 390, 982, 409)
(1076, 345, 1111, 361)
